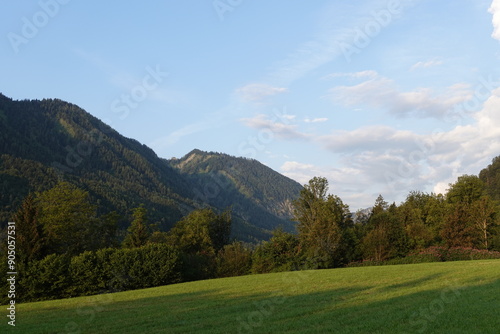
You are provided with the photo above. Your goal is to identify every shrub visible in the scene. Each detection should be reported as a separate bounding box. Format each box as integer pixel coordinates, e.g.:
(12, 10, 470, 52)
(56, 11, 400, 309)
(12, 244, 182, 303)
(20, 254, 71, 302)
(347, 246, 500, 267)
(251, 230, 301, 274)
(216, 242, 252, 278)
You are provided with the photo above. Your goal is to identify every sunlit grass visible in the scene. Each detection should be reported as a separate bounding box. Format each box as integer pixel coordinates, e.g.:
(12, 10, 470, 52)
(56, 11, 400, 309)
(10, 259, 500, 333)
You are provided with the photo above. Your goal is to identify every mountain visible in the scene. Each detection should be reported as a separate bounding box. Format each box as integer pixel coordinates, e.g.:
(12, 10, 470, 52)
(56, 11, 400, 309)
(0, 93, 302, 241)
(169, 149, 303, 238)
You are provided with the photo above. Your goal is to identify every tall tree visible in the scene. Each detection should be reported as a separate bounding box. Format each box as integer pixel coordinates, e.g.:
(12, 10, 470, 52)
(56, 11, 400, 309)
(371, 194, 388, 216)
(470, 196, 497, 249)
(12, 193, 45, 262)
(37, 182, 97, 256)
(293, 177, 349, 268)
(123, 205, 150, 248)
(167, 208, 232, 281)
(168, 208, 232, 254)
(362, 225, 389, 261)
(443, 175, 488, 247)
(96, 211, 120, 248)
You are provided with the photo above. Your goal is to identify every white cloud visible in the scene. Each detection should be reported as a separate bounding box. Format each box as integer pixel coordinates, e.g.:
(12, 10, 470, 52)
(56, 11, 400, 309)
(320, 125, 421, 153)
(236, 83, 287, 102)
(240, 114, 309, 140)
(329, 75, 473, 119)
(489, 0, 500, 41)
(281, 161, 315, 173)
(323, 70, 379, 80)
(410, 59, 444, 71)
(280, 160, 376, 209)
(304, 117, 328, 123)
(311, 87, 500, 208)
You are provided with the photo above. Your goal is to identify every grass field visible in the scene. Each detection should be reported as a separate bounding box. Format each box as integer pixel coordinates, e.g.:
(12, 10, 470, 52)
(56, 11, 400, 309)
(7, 260, 500, 333)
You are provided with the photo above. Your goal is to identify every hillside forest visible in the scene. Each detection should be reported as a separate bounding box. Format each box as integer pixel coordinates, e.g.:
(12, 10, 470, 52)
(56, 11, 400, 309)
(2, 164, 500, 303)
(1, 94, 500, 303)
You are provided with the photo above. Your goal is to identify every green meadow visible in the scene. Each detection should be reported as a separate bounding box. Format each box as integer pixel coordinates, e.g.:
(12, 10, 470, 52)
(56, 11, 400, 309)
(8, 260, 500, 333)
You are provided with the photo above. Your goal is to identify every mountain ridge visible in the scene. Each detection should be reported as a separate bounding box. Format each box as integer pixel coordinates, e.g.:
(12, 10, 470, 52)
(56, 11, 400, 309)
(0, 93, 302, 241)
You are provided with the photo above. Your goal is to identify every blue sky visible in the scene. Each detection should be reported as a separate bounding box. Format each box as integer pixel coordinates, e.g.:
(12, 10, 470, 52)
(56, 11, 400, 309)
(2, 0, 500, 209)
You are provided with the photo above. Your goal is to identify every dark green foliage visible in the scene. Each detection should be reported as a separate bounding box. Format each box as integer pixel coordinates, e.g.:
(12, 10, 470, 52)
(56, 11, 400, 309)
(36, 182, 98, 256)
(293, 177, 351, 268)
(441, 175, 499, 249)
(179, 253, 217, 282)
(107, 244, 181, 290)
(123, 205, 150, 248)
(348, 246, 500, 267)
(20, 254, 72, 302)
(479, 155, 500, 200)
(167, 208, 232, 281)
(0, 94, 302, 242)
(170, 149, 302, 240)
(67, 250, 101, 296)
(12, 193, 45, 263)
(14, 244, 182, 302)
(216, 242, 252, 278)
(251, 229, 301, 273)
(97, 211, 120, 248)
(446, 175, 485, 205)
(168, 208, 232, 255)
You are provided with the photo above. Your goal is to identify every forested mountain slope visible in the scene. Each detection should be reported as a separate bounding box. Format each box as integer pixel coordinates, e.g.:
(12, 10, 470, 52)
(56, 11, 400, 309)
(169, 149, 303, 236)
(0, 93, 301, 241)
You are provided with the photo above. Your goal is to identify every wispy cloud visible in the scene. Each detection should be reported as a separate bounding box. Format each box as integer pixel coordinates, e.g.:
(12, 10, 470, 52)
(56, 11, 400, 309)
(236, 84, 287, 102)
(304, 117, 328, 123)
(489, 0, 500, 41)
(329, 74, 473, 119)
(323, 70, 378, 80)
(240, 114, 309, 140)
(410, 59, 444, 71)
(307, 86, 500, 207)
(256, 1, 414, 88)
(149, 122, 210, 150)
(319, 125, 420, 153)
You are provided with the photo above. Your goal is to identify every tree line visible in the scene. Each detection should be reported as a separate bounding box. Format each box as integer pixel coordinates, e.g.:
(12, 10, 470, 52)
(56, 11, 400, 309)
(2, 172, 500, 303)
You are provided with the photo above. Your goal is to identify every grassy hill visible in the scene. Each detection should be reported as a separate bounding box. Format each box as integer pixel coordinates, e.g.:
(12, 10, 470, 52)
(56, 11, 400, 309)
(12, 260, 500, 333)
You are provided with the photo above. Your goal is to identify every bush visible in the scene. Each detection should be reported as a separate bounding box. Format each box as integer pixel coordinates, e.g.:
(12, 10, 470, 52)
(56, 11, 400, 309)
(108, 244, 181, 291)
(68, 251, 100, 297)
(347, 246, 500, 267)
(20, 254, 71, 302)
(12, 244, 182, 303)
(140, 243, 182, 287)
(216, 242, 252, 278)
(179, 252, 216, 282)
(251, 230, 301, 274)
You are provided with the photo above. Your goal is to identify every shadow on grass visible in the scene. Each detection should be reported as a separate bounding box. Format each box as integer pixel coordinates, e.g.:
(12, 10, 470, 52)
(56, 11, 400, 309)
(380, 273, 444, 292)
(12, 277, 500, 334)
